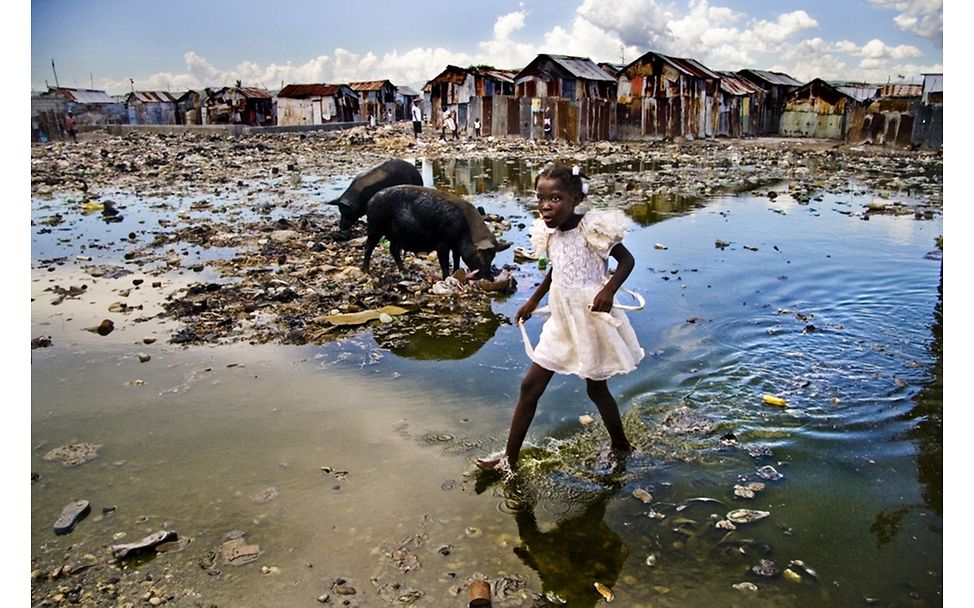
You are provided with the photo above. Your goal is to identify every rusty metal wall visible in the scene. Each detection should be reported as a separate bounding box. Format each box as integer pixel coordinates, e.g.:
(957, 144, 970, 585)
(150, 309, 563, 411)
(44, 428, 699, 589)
(911, 102, 942, 148)
(780, 94, 850, 139)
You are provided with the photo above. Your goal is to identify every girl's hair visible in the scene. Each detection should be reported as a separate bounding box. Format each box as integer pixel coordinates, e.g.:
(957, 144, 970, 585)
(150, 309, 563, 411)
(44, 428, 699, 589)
(535, 163, 588, 200)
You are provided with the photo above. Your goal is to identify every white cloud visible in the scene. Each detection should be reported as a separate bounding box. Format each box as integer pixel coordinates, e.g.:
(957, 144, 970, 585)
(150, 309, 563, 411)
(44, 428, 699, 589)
(494, 11, 525, 41)
(869, 0, 943, 46)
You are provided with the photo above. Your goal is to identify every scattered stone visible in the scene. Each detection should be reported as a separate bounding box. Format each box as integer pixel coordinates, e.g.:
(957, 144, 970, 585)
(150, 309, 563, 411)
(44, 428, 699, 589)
(752, 559, 780, 578)
(42, 443, 102, 467)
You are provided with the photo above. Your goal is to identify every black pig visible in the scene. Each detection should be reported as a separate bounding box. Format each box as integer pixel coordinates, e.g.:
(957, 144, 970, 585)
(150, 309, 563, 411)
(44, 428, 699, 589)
(362, 185, 511, 279)
(327, 159, 423, 232)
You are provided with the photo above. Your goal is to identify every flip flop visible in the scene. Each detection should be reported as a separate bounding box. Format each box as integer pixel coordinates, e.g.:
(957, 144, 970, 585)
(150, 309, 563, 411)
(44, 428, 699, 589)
(112, 530, 178, 559)
(53, 500, 91, 535)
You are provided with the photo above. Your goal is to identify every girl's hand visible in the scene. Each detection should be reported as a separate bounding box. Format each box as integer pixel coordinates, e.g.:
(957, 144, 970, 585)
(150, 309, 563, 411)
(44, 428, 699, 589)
(591, 287, 615, 313)
(515, 301, 537, 325)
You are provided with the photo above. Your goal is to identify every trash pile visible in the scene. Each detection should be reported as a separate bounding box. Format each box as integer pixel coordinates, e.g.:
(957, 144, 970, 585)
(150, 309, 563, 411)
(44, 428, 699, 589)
(31, 125, 942, 350)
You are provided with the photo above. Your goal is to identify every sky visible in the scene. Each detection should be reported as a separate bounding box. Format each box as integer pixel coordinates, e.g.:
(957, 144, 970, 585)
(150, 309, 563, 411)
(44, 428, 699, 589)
(28, 0, 944, 96)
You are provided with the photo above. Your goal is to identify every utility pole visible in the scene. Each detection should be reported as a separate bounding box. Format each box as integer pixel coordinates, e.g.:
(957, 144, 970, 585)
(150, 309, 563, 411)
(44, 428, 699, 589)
(51, 59, 60, 89)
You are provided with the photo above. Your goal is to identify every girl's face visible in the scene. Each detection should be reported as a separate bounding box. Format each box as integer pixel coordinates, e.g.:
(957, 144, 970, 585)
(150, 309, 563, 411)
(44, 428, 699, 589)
(536, 176, 581, 229)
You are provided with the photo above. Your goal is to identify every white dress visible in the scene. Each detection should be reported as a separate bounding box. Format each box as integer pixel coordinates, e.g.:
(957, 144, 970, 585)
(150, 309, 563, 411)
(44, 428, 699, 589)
(526, 210, 645, 381)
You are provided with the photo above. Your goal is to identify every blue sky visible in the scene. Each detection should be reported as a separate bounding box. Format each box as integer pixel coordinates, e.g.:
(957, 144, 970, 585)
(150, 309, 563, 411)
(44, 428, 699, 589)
(29, 0, 943, 95)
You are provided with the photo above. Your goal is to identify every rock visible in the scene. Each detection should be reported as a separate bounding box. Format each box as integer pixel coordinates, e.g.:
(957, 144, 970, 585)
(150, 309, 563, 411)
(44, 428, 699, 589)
(42, 443, 102, 467)
(751, 559, 779, 578)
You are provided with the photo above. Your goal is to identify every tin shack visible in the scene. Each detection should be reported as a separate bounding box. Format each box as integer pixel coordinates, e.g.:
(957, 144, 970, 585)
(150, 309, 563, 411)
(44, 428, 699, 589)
(125, 91, 179, 125)
(619, 51, 721, 140)
(349, 80, 398, 124)
(276, 84, 359, 125)
(513, 54, 616, 141)
(716, 71, 765, 138)
(736, 69, 803, 135)
(205, 86, 273, 125)
(912, 73, 943, 148)
(779, 78, 858, 140)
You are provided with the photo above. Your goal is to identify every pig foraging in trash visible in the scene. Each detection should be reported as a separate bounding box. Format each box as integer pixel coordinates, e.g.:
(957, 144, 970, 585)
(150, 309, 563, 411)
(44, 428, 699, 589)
(327, 159, 423, 232)
(362, 185, 511, 280)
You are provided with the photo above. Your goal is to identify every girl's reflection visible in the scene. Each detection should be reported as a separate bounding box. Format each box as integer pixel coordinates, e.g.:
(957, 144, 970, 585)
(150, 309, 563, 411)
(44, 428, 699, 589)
(499, 474, 628, 606)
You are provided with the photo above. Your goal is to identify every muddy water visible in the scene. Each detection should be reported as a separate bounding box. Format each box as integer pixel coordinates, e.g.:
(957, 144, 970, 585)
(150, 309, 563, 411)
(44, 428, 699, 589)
(31, 158, 942, 607)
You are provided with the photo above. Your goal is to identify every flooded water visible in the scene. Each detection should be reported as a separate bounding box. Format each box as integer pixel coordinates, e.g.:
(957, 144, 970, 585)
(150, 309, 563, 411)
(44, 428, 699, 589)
(31, 156, 942, 607)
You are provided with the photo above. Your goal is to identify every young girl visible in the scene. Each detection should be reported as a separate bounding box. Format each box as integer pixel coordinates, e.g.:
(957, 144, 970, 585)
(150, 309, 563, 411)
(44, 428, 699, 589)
(477, 164, 644, 471)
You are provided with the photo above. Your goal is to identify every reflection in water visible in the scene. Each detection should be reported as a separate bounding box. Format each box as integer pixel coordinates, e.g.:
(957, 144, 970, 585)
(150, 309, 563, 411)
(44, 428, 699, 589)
(512, 499, 626, 606)
(372, 308, 505, 360)
(431, 157, 542, 196)
(905, 259, 943, 516)
(486, 464, 628, 607)
(625, 192, 704, 226)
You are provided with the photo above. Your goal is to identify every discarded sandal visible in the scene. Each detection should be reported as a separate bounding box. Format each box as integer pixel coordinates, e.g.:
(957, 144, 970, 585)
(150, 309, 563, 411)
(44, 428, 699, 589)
(112, 530, 178, 559)
(53, 500, 90, 535)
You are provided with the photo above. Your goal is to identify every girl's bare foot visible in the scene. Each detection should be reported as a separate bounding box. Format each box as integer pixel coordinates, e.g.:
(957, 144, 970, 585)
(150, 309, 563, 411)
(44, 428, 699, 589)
(475, 452, 513, 471)
(475, 457, 502, 471)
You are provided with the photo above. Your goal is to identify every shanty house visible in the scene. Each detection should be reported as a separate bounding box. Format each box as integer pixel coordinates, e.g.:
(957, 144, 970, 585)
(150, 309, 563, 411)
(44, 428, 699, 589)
(912, 73, 942, 148)
(204, 87, 273, 126)
(176, 89, 218, 125)
(619, 51, 721, 140)
(468, 68, 517, 137)
(40, 87, 127, 127)
(471, 67, 516, 96)
(840, 83, 920, 146)
(126, 91, 179, 125)
(349, 80, 398, 123)
(599, 63, 631, 101)
(276, 84, 359, 125)
(716, 72, 765, 138)
(514, 54, 616, 101)
(511, 55, 616, 141)
(779, 78, 860, 140)
(427, 65, 476, 129)
(395, 85, 420, 120)
(736, 69, 803, 135)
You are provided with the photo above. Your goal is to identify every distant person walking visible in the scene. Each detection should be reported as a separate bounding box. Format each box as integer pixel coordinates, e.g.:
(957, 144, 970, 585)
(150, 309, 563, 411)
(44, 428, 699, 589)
(543, 114, 552, 140)
(387, 108, 394, 124)
(64, 112, 77, 143)
(411, 100, 423, 140)
(473, 117, 482, 138)
(441, 109, 451, 141)
(451, 110, 459, 140)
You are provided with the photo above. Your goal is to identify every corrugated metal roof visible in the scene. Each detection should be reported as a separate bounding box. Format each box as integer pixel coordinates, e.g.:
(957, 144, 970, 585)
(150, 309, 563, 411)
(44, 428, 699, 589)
(47, 87, 116, 104)
(738, 69, 803, 87)
(663, 55, 721, 80)
(429, 66, 469, 86)
(472, 68, 517, 83)
(278, 84, 348, 98)
(397, 85, 420, 96)
(129, 91, 179, 103)
(879, 83, 922, 97)
(349, 80, 394, 91)
(718, 71, 763, 96)
(831, 82, 880, 102)
(546, 55, 615, 82)
(238, 87, 272, 99)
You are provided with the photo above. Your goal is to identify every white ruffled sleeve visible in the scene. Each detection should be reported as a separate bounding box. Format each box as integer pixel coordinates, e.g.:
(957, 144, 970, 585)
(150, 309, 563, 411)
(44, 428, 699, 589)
(528, 218, 554, 258)
(579, 209, 631, 259)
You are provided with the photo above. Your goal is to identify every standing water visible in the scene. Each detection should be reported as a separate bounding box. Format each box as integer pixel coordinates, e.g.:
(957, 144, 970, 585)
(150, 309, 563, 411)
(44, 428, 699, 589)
(31, 156, 942, 607)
